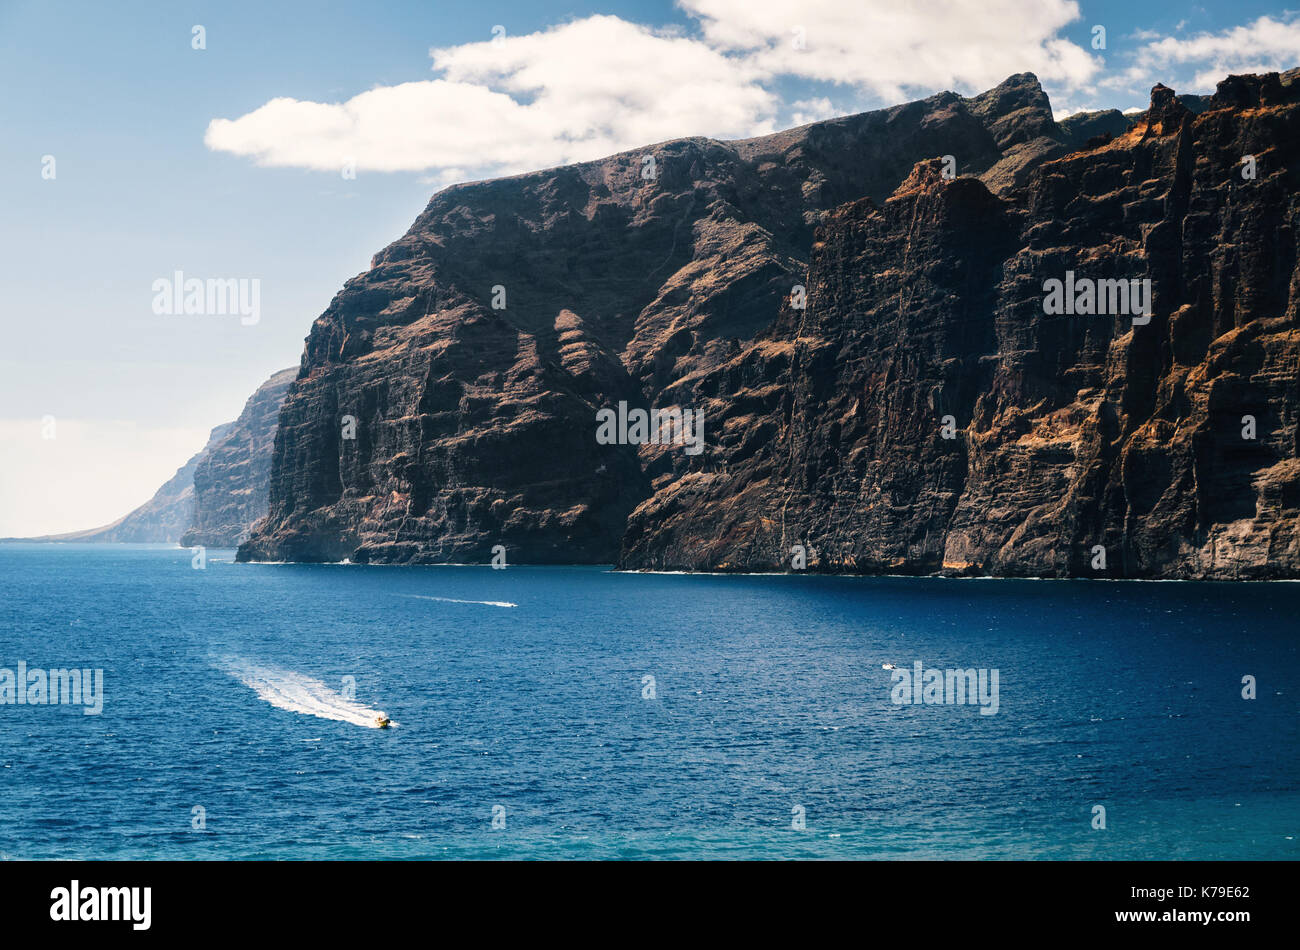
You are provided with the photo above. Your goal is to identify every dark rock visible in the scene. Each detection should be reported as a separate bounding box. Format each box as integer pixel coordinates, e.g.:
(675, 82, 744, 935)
(239, 74, 1069, 564)
(1059, 109, 1132, 149)
(622, 78, 1300, 579)
(239, 73, 1300, 579)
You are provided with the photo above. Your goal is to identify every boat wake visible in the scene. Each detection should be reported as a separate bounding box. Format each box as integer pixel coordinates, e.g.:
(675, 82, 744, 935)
(399, 594, 517, 608)
(216, 657, 394, 729)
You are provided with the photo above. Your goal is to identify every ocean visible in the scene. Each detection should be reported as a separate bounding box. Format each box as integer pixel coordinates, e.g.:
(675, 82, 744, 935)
(0, 543, 1295, 859)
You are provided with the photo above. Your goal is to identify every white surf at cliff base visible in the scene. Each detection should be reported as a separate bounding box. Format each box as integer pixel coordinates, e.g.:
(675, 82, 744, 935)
(216, 656, 394, 728)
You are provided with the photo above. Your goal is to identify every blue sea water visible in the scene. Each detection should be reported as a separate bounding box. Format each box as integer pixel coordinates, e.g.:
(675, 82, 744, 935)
(0, 542, 1296, 860)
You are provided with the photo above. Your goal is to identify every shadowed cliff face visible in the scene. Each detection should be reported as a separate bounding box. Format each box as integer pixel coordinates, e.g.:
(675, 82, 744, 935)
(240, 71, 1300, 578)
(180, 367, 297, 547)
(239, 74, 1070, 565)
(622, 74, 1300, 579)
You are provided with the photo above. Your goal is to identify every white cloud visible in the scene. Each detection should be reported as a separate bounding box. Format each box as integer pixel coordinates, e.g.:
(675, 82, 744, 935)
(788, 97, 837, 126)
(206, 4, 1294, 183)
(206, 4, 1106, 182)
(1117, 15, 1300, 92)
(206, 16, 777, 184)
(678, 0, 1100, 101)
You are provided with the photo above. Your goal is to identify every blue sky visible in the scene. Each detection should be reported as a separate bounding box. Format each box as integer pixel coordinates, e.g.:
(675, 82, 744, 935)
(2, 0, 1297, 536)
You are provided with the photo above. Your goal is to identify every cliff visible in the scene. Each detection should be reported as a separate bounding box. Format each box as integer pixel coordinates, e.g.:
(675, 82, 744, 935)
(180, 367, 296, 547)
(623, 74, 1300, 578)
(238, 73, 1076, 564)
(238, 72, 1300, 579)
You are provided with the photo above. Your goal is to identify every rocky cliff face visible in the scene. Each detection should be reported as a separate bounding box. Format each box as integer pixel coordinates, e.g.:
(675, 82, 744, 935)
(27, 368, 294, 546)
(238, 74, 1075, 564)
(623, 74, 1300, 579)
(239, 72, 1300, 579)
(180, 367, 297, 547)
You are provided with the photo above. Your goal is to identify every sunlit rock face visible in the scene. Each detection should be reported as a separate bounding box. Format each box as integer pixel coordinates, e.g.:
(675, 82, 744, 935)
(624, 74, 1300, 578)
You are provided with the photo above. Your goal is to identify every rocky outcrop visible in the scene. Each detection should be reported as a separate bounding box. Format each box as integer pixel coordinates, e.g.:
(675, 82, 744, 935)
(239, 72, 1300, 579)
(180, 367, 297, 547)
(1058, 109, 1134, 149)
(1057, 89, 1215, 153)
(623, 73, 1300, 579)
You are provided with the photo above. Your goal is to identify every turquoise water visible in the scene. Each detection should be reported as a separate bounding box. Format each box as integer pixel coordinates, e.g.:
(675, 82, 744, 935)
(0, 543, 1296, 859)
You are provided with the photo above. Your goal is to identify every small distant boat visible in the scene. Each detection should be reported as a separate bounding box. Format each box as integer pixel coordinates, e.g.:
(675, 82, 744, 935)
(881, 663, 896, 671)
(375, 715, 392, 729)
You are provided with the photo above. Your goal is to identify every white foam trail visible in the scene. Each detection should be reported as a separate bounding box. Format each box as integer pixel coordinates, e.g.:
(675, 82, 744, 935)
(217, 657, 394, 728)
(399, 594, 517, 608)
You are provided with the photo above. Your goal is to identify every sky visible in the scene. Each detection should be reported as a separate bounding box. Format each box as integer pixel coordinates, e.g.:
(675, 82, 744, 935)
(2, 0, 1298, 536)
